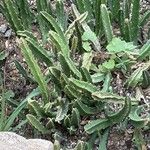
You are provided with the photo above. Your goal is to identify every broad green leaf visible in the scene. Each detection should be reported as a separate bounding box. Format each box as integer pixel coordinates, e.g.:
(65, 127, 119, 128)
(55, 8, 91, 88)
(25, 37, 53, 66)
(106, 37, 136, 53)
(82, 41, 92, 52)
(82, 30, 98, 44)
(64, 115, 71, 127)
(102, 73, 111, 92)
(101, 59, 115, 71)
(91, 73, 105, 83)
(59, 53, 70, 77)
(93, 91, 138, 105)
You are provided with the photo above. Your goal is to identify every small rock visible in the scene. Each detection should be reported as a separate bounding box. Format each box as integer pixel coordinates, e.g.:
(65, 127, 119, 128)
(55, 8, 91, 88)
(0, 24, 7, 33)
(0, 132, 53, 150)
(4, 29, 12, 38)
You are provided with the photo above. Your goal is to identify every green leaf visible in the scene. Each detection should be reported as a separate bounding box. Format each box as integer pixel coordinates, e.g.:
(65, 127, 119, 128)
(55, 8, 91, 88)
(139, 10, 150, 27)
(69, 78, 97, 93)
(130, 0, 140, 43)
(14, 60, 34, 82)
(91, 73, 105, 83)
(102, 59, 115, 71)
(53, 140, 61, 150)
(60, 53, 82, 78)
(80, 67, 92, 83)
(102, 73, 111, 92)
(49, 31, 70, 57)
(133, 129, 146, 150)
(129, 106, 150, 128)
(106, 37, 136, 53)
(55, 99, 69, 122)
(92, 91, 125, 103)
(26, 114, 48, 134)
(17, 0, 32, 30)
(84, 118, 111, 134)
(18, 31, 53, 66)
(19, 38, 49, 103)
(64, 85, 80, 99)
(137, 40, 150, 61)
(126, 61, 150, 88)
(82, 41, 92, 52)
(4, 88, 40, 131)
(59, 53, 70, 77)
(82, 30, 98, 43)
(101, 4, 113, 43)
(75, 99, 97, 115)
(56, 0, 67, 31)
(40, 11, 69, 56)
(98, 128, 109, 150)
(63, 115, 71, 127)
(71, 108, 80, 127)
(107, 98, 131, 123)
(72, 4, 101, 51)
(142, 70, 150, 88)
(82, 52, 93, 71)
(3, 0, 24, 32)
(28, 99, 44, 117)
(65, 12, 88, 40)
(75, 140, 87, 150)
(36, 0, 52, 13)
(0, 51, 8, 60)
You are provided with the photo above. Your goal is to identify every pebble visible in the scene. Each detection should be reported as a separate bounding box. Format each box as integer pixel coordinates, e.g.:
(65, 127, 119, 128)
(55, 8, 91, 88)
(4, 29, 12, 38)
(0, 132, 54, 150)
(0, 24, 7, 33)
